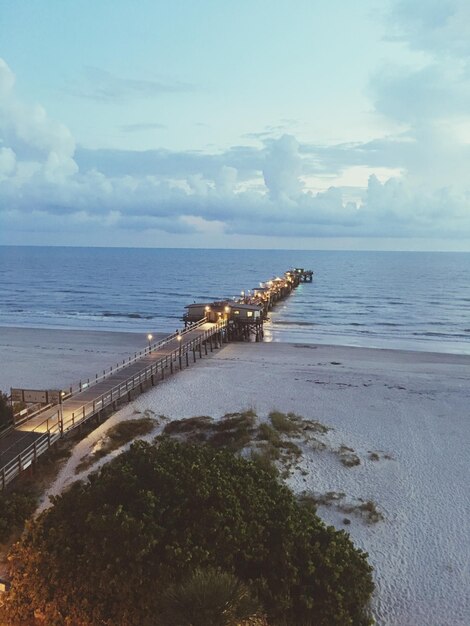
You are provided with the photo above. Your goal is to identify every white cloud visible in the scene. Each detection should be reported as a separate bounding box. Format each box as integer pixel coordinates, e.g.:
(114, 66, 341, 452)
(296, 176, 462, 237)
(1, 49, 470, 245)
(263, 135, 303, 203)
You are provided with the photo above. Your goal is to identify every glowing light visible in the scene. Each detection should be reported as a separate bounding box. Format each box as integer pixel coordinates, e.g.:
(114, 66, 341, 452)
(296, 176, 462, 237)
(147, 334, 153, 342)
(205, 305, 211, 312)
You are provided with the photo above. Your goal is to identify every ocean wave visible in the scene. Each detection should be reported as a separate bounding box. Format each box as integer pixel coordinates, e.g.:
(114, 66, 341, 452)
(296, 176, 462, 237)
(101, 311, 155, 320)
(273, 320, 317, 327)
(412, 331, 470, 339)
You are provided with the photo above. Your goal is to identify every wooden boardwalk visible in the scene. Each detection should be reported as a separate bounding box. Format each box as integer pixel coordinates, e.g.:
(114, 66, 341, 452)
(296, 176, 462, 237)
(0, 319, 227, 488)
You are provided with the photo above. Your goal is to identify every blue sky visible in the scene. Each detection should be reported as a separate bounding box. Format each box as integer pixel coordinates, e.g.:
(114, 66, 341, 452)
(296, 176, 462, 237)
(1, 0, 470, 249)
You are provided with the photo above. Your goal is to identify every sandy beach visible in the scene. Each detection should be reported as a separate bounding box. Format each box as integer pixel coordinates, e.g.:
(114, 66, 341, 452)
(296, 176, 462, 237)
(0, 326, 165, 393)
(15, 339, 470, 625)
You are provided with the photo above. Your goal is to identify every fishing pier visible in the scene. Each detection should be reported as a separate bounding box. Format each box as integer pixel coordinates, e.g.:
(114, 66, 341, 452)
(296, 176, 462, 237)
(0, 268, 313, 489)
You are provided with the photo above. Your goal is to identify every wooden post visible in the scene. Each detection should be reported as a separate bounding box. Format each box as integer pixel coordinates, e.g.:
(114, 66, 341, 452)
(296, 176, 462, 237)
(186, 351, 189, 366)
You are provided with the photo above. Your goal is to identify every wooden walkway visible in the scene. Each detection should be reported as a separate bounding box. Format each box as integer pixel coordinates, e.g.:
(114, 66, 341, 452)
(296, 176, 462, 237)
(0, 319, 227, 489)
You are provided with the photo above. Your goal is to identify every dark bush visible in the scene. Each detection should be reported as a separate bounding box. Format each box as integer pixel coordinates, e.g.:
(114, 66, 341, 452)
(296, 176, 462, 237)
(0, 391, 13, 430)
(1, 439, 374, 625)
(0, 489, 38, 544)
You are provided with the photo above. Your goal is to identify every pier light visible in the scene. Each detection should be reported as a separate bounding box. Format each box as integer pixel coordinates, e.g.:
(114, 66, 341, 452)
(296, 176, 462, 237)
(224, 305, 231, 313)
(147, 333, 153, 349)
(205, 305, 211, 312)
(177, 333, 182, 342)
(241, 290, 245, 297)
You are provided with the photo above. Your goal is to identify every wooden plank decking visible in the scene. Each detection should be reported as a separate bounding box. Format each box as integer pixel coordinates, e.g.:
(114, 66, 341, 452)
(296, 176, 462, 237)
(0, 320, 227, 488)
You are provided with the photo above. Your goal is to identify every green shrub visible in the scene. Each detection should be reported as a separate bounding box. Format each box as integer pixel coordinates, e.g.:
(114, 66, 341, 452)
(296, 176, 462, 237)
(256, 423, 282, 445)
(268, 411, 301, 434)
(158, 567, 262, 626)
(0, 489, 38, 544)
(1, 439, 374, 626)
(0, 392, 13, 430)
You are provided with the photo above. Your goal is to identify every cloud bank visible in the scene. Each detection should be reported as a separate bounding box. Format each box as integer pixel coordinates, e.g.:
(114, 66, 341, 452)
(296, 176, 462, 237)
(1, 0, 470, 249)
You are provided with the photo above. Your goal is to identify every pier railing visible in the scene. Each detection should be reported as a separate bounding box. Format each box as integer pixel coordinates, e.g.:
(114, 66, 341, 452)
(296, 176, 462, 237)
(57, 318, 210, 400)
(0, 319, 226, 489)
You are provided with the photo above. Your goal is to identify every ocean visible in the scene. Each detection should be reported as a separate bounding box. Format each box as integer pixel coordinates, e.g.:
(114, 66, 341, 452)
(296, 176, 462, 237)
(0, 246, 469, 354)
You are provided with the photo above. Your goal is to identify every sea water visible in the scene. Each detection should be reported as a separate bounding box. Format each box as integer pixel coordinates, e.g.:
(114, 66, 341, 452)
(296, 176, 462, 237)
(0, 246, 469, 354)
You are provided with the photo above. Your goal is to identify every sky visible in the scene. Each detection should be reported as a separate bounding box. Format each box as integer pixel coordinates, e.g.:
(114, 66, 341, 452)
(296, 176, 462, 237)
(1, 0, 470, 250)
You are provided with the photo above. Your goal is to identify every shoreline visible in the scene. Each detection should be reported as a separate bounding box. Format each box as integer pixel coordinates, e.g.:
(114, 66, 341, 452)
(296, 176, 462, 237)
(2, 323, 470, 356)
(2, 322, 469, 395)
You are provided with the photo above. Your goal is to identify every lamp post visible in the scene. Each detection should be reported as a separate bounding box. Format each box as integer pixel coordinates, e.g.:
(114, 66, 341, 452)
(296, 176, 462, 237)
(59, 390, 66, 434)
(147, 333, 153, 352)
(177, 332, 182, 369)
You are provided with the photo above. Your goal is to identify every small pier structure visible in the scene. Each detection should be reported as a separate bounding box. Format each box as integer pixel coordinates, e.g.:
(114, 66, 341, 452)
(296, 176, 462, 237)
(184, 267, 314, 341)
(1, 267, 312, 489)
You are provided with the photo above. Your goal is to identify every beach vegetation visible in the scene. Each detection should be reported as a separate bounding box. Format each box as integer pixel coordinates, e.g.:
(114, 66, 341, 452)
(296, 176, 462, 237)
(301, 418, 331, 435)
(249, 448, 279, 478)
(75, 416, 156, 473)
(256, 422, 282, 445)
(301, 491, 384, 525)
(1, 439, 375, 626)
(0, 488, 37, 544)
(162, 411, 257, 453)
(268, 410, 302, 434)
(158, 567, 264, 626)
(338, 445, 361, 467)
(0, 391, 13, 430)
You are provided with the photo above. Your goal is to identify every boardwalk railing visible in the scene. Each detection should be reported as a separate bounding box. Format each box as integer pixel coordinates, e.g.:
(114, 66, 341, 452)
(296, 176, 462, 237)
(1, 319, 227, 490)
(62, 318, 210, 398)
